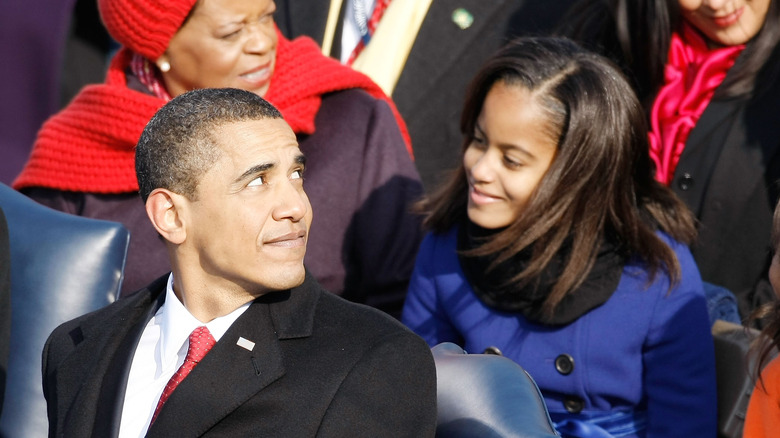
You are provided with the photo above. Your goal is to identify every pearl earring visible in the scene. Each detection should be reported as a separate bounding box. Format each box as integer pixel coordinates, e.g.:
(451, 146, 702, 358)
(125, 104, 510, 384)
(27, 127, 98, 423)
(159, 60, 171, 72)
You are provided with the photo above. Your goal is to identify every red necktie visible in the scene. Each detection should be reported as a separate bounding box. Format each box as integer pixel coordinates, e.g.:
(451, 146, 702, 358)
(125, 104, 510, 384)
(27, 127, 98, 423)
(150, 326, 216, 424)
(347, 0, 391, 65)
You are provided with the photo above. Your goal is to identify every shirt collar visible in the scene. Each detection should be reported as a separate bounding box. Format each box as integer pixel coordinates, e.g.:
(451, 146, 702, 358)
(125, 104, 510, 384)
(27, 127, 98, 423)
(158, 274, 251, 365)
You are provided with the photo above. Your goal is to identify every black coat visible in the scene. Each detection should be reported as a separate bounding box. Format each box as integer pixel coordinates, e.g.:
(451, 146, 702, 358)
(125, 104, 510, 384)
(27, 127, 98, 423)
(672, 67, 780, 318)
(42, 273, 437, 437)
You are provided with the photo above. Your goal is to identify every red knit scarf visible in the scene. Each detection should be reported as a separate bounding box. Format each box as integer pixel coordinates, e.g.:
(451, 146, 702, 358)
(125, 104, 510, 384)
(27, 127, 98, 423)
(14, 31, 411, 193)
(648, 23, 744, 185)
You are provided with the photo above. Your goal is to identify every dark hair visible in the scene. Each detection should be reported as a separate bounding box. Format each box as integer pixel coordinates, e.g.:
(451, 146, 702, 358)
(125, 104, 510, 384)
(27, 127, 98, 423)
(135, 87, 282, 202)
(421, 37, 696, 317)
(562, 0, 780, 105)
(750, 199, 780, 385)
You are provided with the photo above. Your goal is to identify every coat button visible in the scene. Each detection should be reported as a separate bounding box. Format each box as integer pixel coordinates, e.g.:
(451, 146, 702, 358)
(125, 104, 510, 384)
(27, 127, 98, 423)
(678, 173, 694, 191)
(555, 354, 575, 375)
(564, 397, 584, 413)
(483, 346, 503, 356)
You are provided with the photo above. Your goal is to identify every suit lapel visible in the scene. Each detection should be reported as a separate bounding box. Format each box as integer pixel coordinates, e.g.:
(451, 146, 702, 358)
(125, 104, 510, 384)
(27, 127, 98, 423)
(57, 282, 163, 437)
(146, 275, 321, 437)
(147, 301, 285, 437)
(392, 0, 507, 113)
(92, 291, 166, 437)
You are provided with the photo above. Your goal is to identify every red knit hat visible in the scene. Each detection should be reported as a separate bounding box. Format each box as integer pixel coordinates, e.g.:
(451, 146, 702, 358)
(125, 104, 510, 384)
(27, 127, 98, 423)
(98, 0, 197, 61)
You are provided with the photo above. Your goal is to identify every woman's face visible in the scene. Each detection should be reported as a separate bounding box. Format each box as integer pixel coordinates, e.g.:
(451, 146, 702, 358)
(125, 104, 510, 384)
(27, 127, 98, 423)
(464, 81, 558, 229)
(159, 0, 278, 97)
(679, 0, 771, 47)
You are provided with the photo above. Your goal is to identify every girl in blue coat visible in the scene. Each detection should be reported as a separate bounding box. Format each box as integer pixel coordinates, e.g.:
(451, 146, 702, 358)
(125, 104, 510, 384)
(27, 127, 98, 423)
(401, 37, 717, 437)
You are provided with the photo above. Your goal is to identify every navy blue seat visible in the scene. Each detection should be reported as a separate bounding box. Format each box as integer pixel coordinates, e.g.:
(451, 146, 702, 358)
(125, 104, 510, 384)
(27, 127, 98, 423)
(433, 342, 560, 437)
(0, 183, 129, 437)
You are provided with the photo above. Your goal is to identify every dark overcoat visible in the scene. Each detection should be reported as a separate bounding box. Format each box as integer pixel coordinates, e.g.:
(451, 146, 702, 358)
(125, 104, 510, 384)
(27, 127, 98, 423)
(42, 273, 437, 437)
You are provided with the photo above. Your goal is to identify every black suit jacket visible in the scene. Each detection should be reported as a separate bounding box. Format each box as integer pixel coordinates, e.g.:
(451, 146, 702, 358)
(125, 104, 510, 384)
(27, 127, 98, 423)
(274, 0, 575, 191)
(42, 273, 437, 437)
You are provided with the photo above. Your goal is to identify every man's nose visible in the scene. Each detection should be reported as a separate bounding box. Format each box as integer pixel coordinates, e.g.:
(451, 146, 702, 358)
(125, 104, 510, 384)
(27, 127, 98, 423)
(272, 181, 309, 222)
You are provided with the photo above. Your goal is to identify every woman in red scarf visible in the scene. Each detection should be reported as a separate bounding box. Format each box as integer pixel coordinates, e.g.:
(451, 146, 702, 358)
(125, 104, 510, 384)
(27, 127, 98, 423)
(14, 0, 423, 316)
(565, 0, 780, 324)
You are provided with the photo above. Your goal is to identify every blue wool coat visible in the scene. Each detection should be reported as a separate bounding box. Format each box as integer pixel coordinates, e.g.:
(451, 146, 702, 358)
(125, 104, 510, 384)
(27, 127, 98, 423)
(402, 227, 717, 438)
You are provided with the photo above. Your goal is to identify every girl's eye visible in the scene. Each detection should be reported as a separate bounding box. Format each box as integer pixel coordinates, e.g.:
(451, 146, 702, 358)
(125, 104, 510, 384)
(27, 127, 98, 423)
(503, 156, 522, 169)
(247, 175, 265, 187)
(471, 137, 488, 150)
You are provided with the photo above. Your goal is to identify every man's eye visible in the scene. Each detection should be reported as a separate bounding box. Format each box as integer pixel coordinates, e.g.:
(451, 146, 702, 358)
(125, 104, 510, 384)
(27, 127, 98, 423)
(291, 170, 303, 180)
(247, 176, 265, 187)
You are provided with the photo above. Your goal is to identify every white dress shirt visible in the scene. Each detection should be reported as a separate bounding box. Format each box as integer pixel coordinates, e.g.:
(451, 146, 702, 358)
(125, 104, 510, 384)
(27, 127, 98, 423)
(118, 274, 251, 438)
(340, 0, 377, 63)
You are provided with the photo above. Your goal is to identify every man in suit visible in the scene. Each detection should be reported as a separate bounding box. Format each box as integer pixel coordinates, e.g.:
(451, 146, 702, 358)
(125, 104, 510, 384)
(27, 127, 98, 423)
(41, 88, 437, 437)
(274, 0, 576, 191)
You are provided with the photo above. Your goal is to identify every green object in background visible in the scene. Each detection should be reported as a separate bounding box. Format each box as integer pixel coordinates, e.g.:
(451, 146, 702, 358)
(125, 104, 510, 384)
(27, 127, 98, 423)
(452, 8, 474, 30)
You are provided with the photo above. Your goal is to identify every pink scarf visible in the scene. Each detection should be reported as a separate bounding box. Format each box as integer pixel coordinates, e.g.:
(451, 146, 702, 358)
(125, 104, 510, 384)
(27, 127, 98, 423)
(648, 23, 744, 185)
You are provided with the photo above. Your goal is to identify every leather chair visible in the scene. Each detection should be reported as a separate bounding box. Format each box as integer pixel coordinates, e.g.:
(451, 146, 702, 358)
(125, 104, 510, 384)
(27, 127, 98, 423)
(0, 183, 129, 437)
(711, 319, 776, 438)
(432, 342, 560, 437)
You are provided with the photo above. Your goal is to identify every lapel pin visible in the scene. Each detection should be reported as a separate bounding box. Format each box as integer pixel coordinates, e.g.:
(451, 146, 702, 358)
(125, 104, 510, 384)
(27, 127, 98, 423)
(237, 337, 255, 351)
(452, 8, 474, 30)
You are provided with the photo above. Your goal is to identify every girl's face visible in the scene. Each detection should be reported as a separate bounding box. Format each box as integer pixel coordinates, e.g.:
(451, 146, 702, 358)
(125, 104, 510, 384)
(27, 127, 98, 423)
(679, 0, 771, 47)
(159, 0, 278, 98)
(464, 81, 558, 229)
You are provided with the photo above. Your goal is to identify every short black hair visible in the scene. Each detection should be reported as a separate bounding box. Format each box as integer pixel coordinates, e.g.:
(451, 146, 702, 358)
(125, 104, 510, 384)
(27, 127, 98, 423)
(135, 87, 283, 202)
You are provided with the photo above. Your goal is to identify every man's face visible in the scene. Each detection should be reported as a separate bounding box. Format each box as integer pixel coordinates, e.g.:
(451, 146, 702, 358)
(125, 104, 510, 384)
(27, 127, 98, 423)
(183, 118, 312, 296)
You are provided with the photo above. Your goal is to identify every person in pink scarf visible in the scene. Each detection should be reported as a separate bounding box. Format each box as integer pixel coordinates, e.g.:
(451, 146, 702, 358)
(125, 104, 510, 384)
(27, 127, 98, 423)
(564, 0, 780, 324)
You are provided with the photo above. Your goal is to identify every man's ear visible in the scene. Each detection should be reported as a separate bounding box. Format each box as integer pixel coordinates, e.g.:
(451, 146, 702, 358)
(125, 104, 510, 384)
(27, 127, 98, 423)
(145, 189, 187, 245)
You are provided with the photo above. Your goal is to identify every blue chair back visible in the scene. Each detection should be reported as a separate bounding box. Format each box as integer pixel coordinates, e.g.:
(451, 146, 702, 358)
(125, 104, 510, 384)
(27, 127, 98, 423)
(0, 183, 129, 437)
(433, 342, 560, 437)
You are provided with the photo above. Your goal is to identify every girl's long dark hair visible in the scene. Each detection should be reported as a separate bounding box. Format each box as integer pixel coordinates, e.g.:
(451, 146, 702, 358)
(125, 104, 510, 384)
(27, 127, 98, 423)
(749, 200, 780, 384)
(562, 0, 780, 108)
(420, 37, 696, 319)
